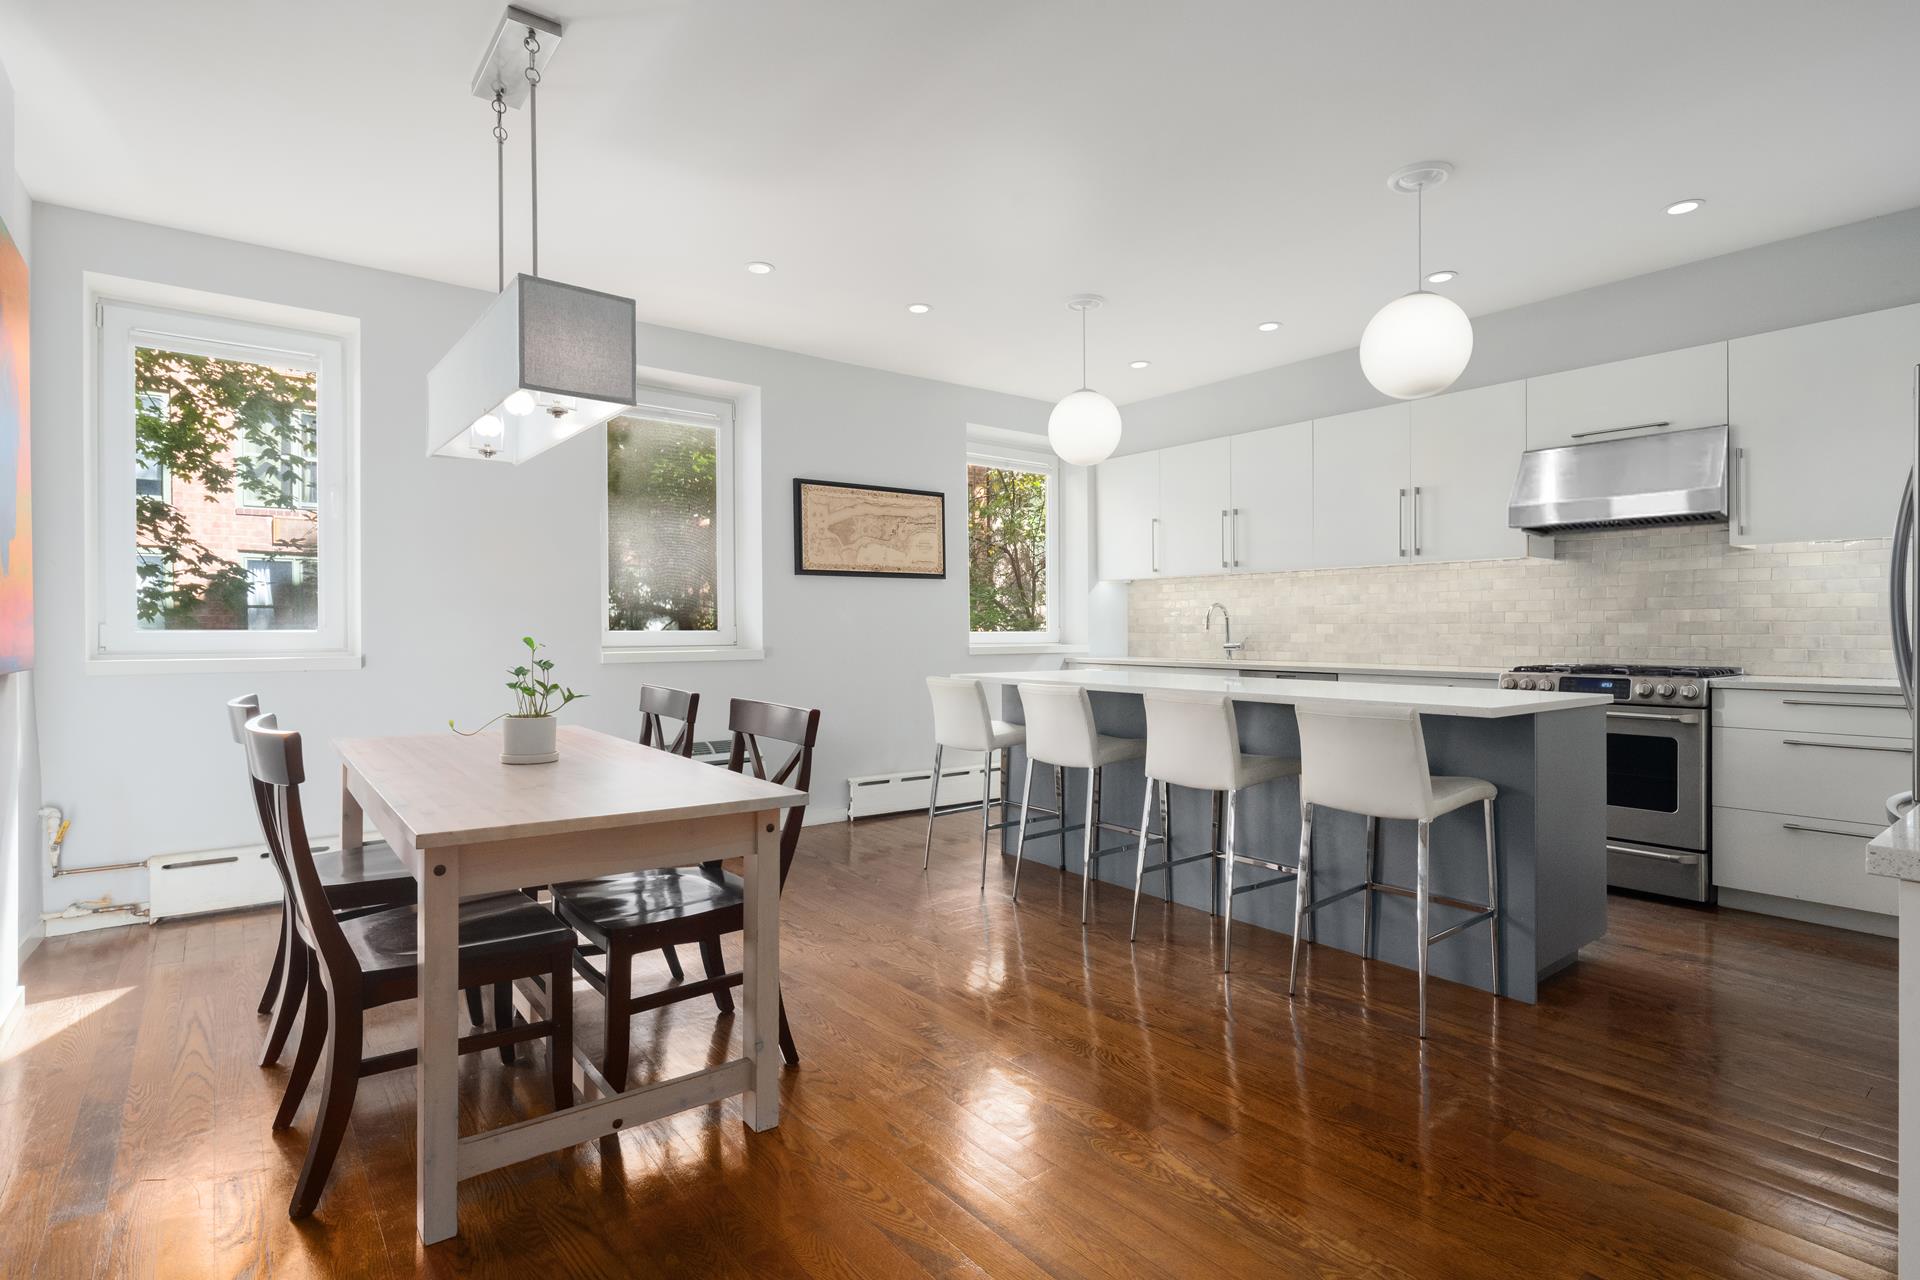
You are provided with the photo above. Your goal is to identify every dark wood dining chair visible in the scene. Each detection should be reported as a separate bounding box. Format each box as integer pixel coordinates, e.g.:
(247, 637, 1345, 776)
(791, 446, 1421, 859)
(631, 684, 701, 985)
(551, 697, 819, 1091)
(241, 712, 578, 1219)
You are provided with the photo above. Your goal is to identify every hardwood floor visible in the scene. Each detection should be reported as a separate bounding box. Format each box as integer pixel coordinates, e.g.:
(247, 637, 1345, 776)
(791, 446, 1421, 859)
(0, 812, 1897, 1278)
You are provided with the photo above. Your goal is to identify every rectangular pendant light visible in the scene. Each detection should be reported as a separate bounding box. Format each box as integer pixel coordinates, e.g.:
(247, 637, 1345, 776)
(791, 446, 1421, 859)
(427, 273, 637, 464)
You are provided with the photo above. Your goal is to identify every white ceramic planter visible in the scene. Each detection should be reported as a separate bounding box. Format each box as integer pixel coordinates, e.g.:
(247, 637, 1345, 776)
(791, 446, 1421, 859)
(501, 714, 558, 764)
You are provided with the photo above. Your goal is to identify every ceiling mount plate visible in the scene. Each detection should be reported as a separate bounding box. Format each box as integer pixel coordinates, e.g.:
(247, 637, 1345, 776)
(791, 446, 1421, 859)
(470, 5, 562, 109)
(1387, 161, 1454, 194)
(1066, 294, 1107, 312)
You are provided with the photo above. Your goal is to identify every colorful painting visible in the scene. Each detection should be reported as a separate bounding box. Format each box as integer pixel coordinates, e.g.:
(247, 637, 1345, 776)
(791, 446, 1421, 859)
(0, 212, 29, 671)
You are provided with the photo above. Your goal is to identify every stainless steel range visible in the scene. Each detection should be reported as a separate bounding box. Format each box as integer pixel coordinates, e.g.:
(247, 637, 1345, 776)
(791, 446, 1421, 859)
(1499, 662, 1743, 903)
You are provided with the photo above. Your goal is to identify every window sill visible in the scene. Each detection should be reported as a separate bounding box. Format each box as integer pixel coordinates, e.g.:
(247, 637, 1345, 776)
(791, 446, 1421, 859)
(601, 646, 766, 665)
(967, 641, 1087, 657)
(86, 651, 365, 676)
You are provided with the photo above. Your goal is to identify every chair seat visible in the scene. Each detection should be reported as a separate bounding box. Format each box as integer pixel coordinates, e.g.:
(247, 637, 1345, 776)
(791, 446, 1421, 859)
(987, 720, 1025, 751)
(339, 894, 574, 1002)
(1231, 752, 1302, 792)
(551, 867, 742, 948)
(1427, 775, 1498, 819)
(313, 841, 414, 911)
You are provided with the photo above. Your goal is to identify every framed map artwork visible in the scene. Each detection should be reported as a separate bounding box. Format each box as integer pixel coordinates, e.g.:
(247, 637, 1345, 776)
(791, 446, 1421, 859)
(793, 478, 946, 579)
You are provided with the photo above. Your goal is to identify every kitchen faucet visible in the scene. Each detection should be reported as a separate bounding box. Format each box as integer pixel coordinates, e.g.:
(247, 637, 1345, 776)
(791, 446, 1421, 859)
(1205, 603, 1244, 659)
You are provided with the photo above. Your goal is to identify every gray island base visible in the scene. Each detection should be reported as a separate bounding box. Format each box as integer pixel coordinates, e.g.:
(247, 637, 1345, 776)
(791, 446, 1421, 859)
(971, 670, 1609, 1003)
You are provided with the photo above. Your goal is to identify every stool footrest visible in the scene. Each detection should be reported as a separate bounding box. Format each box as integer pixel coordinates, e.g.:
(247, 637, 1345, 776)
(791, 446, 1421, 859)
(1427, 908, 1497, 946)
(1231, 875, 1295, 896)
(1369, 880, 1491, 917)
(1301, 881, 1368, 912)
(1162, 851, 1216, 870)
(1229, 853, 1296, 874)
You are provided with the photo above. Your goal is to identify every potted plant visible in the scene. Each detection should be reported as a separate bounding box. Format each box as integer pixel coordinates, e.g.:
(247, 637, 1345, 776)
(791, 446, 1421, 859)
(451, 636, 587, 764)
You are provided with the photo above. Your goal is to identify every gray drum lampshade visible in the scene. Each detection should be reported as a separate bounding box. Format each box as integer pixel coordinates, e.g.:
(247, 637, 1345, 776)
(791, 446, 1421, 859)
(427, 274, 638, 463)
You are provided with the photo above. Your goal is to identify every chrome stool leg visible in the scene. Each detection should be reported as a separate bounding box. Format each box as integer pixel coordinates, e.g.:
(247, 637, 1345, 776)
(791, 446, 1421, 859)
(1079, 765, 1100, 925)
(1158, 782, 1173, 900)
(1484, 797, 1501, 995)
(1287, 802, 1314, 993)
(921, 745, 944, 870)
(1055, 765, 1067, 869)
(1209, 791, 1224, 918)
(1416, 819, 1432, 1038)
(1129, 776, 1156, 940)
(1011, 755, 1037, 900)
(1221, 790, 1239, 972)
(1361, 815, 1378, 958)
(978, 752, 995, 889)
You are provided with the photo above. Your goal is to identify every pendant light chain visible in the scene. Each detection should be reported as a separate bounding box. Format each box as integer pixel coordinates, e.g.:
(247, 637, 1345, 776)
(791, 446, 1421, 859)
(491, 90, 507, 292)
(524, 28, 543, 279)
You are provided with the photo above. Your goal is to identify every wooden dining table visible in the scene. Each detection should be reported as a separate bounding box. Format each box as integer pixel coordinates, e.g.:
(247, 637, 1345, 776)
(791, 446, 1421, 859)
(334, 724, 805, 1245)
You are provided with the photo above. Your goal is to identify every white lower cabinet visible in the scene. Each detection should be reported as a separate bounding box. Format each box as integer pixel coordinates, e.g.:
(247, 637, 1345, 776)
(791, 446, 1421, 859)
(1712, 808, 1895, 915)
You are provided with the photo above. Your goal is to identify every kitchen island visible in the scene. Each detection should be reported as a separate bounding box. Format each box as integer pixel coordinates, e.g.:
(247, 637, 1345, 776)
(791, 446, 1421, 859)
(967, 668, 1611, 1002)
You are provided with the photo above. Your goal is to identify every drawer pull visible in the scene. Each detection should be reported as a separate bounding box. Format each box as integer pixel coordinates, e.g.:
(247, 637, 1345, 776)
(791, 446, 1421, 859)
(1781, 821, 1869, 839)
(1605, 842, 1701, 866)
(1779, 697, 1908, 708)
(1780, 737, 1913, 754)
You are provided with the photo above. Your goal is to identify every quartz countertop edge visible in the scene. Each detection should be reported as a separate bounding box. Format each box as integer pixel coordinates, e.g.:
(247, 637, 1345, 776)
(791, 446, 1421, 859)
(1715, 675, 1903, 694)
(966, 668, 1612, 719)
(1868, 809, 1920, 882)
(1072, 655, 1505, 679)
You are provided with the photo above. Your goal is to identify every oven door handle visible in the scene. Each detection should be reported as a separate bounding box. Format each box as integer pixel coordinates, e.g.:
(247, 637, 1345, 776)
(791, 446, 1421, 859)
(1605, 710, 1701, 725)
(1606, 842, 1702, 866)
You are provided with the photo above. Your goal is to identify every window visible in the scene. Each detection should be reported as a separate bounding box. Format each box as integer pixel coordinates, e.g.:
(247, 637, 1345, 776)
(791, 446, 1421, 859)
(91, 289, 356, 666)
(967, 445, 1057, 644)
(603, 388, 735, 650)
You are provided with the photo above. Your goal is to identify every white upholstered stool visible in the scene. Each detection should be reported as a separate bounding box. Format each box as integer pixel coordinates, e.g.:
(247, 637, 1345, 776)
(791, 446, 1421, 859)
(924, 677, 1060, 888)
(1290, 702, 1500, 1038)
(1013, 683, 1163, 923)
(1134, 692, 1301, 962)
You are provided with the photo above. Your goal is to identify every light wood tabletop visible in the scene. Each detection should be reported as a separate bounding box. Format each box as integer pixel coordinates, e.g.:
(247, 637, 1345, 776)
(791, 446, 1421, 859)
(335, 724, 802, 1246)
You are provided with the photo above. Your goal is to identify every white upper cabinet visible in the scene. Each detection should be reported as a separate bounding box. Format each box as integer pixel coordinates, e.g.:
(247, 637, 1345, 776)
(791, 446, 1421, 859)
(1312, 403, 1413, 569)
(1229, 421, 1313, 573)
(1525, 343, 1727, 450)
(1157, 437, 1234, 577)
(1410, 380, 1531, 563)
(1094, 450, 1161, 581)
(1729, 302, 1920, 546)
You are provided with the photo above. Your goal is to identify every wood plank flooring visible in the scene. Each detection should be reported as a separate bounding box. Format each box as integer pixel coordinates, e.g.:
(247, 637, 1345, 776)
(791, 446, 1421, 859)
(0, 811, 1898, 1278)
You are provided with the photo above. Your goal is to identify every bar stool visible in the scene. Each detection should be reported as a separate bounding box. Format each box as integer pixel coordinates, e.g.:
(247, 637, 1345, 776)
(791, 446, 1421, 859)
(1289, 702, 1500, 1038)
(1011, 682, 1164, 923)
(1133, 692, 1301, 961)
(924, 677, 1066, 887)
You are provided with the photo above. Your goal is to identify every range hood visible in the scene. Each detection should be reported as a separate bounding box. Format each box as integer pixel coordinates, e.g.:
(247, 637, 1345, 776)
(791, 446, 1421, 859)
(1507, 424, 1730, 533)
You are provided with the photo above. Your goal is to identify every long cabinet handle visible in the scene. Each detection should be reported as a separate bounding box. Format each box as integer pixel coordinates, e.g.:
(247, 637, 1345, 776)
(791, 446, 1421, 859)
(1219, 509, 1229, 569)
(1569, 421, 1672, 440)
(1606, 842, 1701, 865)
(1781, 737, 1913, 753)
(1780, 697, 1907, 707)
(1231, 508, 1241, 567)
(1735, 445, 1749, 537)
(1782, 821, 1871, 839)
(1412, 486, 1423, 557)
(1150, 517, 1159, 574)
(1397, 488, 1409, 557)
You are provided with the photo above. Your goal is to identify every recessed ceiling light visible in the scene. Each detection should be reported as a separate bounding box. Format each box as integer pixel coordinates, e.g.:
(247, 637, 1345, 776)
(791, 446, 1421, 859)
(745, 260, 775, 274)
(1129, 360, 1151, 369)
(1425, 269, 1458, 284)
(1665, 199, 1703, 216)
(1257, 321, 1282, 332)
(906, 303, 931, 314)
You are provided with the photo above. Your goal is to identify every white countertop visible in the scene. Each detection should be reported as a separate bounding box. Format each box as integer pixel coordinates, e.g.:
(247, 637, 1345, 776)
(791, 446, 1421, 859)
(1071, 655, 1504, 680)
(1716, 675, 1903, 694)
(966, 668, 1611, 719)
(1869, 809, 1920, 882)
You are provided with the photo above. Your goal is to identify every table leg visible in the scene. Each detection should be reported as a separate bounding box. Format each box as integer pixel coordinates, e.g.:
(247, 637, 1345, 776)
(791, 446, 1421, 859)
(415, 852, 461, 1243)
(341, 765, 363, 853)
(741, 810, 781, 1132)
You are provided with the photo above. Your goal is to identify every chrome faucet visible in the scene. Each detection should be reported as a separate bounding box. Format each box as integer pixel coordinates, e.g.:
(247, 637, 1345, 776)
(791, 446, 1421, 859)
(1205, 603, 1244, 659)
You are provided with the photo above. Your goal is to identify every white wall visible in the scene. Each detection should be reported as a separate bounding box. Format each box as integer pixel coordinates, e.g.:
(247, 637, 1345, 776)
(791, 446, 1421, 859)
(30, 203, 1072, 915)
(0, 55, 39, 1022)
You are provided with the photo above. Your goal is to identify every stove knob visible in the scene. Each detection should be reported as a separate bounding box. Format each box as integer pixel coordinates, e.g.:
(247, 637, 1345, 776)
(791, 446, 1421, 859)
(1655, 682, 1676, 699)
(1499, 676, 1518, 689)
(1634, 681, 1653, 698)
(1678, 683, 1701, 700)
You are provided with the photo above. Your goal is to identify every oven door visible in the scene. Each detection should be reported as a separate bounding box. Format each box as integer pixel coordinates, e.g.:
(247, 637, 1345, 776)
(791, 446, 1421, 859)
(1604, 708, 1707, 851)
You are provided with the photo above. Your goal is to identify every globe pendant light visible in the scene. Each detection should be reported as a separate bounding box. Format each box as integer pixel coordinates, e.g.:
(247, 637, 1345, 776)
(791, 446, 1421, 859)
(1360, 162, 1473, 400)
(1047, 295, 1123, 466)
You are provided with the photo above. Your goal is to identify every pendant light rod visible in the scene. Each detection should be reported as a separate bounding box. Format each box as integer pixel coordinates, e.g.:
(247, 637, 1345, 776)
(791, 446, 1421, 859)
(491, 90, 507, 292)
(525, 28, 542, 279)
(1066, 294, 1105, 391)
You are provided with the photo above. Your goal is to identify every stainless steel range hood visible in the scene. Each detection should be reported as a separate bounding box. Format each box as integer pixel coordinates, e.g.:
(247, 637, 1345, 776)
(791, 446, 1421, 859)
(1507, 424, 1730, 533)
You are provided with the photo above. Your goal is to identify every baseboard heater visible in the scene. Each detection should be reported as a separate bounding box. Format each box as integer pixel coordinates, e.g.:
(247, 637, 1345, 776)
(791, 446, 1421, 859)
(846, 761, 1001, 821)
(147, 841, 324, 921)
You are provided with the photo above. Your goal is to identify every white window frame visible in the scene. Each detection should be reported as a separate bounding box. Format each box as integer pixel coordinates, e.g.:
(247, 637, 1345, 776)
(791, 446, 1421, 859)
(86, 283, 360, 672)
(601, 386, 737, 652)
(966, 441, 1060, 647)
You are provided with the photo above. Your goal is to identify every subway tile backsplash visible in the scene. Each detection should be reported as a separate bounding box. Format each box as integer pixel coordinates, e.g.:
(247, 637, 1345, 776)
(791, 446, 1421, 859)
(1126, 526, 1894, 678)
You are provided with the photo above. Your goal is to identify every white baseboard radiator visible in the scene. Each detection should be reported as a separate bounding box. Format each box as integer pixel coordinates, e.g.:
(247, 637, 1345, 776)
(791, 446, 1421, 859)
(148, 842, 303, 920)
(846, 760, 1002, 821)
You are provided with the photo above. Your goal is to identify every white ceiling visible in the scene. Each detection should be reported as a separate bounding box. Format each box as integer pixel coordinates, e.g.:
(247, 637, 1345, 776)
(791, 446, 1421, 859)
(4, 1, 1918, 405)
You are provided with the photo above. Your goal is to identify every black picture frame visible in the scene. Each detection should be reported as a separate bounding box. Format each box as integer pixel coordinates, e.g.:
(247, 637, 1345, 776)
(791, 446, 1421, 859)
(792, 477, 947, 579)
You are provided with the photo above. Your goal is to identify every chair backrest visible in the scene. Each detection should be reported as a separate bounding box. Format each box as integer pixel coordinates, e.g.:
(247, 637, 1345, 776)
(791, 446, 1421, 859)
(926, 676, 996, 752)
(227, 692, 300, 905)
(638, 684, 700, 757)
(1143, 692, 1247, 792)
(1295, 702, 1434, 821)
(725, 698, 821, 891)
(1017, 682, 1100, 770)
(242, 713, 356, 984)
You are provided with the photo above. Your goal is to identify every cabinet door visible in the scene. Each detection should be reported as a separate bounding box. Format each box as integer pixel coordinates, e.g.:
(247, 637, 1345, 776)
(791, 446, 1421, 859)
(1311, 403, 1412, 568)
(1410, 380, 1530, 562)
(1729, 302, 1920, 545)
(1525, 343, 1727, 450)
(1157, 438, 1233, 577)
(1228, 421, 1312, 572)
(1094, 450, 1161, 581)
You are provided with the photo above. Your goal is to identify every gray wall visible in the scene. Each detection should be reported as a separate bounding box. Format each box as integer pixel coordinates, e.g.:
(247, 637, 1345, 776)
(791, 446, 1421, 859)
(30, 204, 1072, 916)
(1114, 206, 1920, 453)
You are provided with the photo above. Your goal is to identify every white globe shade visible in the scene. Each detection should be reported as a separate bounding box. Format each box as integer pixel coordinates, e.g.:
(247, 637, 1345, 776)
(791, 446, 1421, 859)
(1359, 289, 1474, 400)
(1048, 388, 1123, 466)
